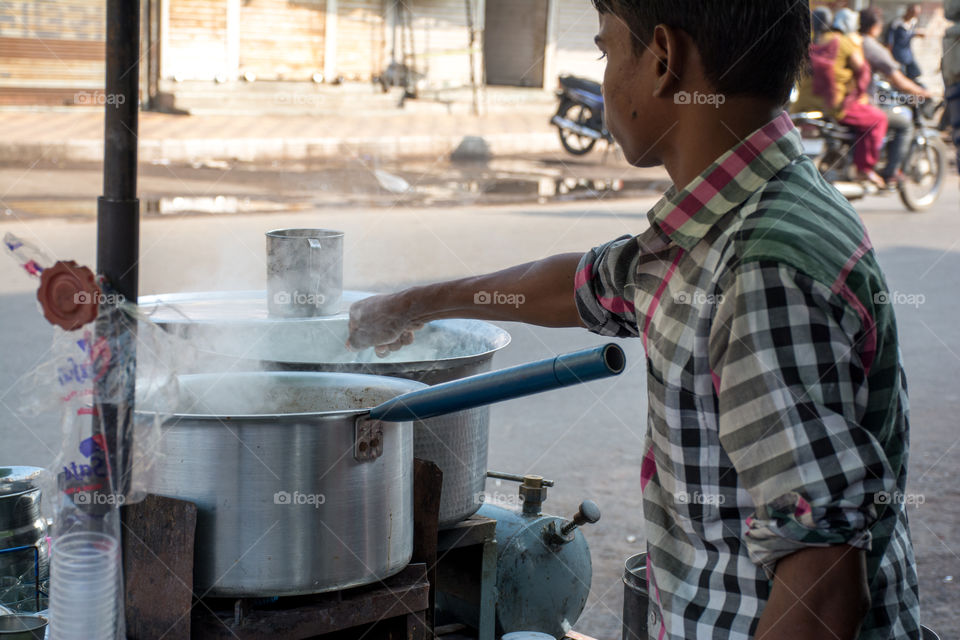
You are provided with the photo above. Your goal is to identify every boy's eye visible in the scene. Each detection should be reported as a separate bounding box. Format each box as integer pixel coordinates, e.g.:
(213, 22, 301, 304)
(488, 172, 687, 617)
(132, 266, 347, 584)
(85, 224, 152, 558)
(597, 52, 607, 61)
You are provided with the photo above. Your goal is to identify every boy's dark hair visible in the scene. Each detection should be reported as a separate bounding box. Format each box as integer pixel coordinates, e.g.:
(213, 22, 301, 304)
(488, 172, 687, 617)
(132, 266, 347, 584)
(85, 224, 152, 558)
(590, 0, 811, 105)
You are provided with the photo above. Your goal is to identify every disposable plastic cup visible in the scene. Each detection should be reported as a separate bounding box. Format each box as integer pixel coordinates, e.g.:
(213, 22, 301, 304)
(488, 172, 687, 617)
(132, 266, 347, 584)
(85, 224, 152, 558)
(49, 532, 121, 639)
(50, 563, 117, 579)
(51, 531, 118, 552)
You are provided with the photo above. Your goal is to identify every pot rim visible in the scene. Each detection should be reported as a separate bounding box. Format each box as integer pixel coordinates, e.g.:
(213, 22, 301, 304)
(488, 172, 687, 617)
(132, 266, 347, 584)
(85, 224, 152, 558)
(137, 371, 428, 422)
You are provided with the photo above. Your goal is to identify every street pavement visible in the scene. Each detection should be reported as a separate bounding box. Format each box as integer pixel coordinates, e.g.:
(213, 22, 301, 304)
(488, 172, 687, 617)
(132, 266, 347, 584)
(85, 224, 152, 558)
(0, 94, 561, 164)
(1, 159, 958, 638)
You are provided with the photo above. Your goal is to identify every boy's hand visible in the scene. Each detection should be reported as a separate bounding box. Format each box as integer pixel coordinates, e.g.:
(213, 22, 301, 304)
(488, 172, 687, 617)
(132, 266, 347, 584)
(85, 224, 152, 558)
(347, 293, 424, 357)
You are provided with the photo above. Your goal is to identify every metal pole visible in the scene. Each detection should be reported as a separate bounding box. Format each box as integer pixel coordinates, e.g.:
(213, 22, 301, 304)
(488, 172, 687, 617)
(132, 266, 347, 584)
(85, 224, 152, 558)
(96, 0, 140, 497)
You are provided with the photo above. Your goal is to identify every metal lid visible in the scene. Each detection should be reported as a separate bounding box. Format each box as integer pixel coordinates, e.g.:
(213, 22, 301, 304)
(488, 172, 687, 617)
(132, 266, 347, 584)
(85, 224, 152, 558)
(138, 289, 368, 324)
(0, 467, 44, 498)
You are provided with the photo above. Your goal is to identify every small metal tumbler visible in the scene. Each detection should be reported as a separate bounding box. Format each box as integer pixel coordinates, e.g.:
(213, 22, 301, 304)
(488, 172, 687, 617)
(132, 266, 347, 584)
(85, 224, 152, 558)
(266, 229, 344, 317)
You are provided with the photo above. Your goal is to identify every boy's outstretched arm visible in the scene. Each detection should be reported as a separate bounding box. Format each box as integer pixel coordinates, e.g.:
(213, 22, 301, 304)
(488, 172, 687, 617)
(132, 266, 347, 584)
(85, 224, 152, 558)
(347, 253, 587, 355)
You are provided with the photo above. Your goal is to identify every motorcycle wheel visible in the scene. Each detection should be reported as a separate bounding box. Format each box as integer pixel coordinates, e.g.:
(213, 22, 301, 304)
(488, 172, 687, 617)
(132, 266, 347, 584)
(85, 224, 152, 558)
(557, 100, 599, 155)
(899, 136, 947, 212)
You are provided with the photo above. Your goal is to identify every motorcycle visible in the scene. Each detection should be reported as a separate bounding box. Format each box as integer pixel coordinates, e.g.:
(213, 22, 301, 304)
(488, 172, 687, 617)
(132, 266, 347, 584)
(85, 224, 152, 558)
(550, 75, 614, 155)
(791, 77, 946, 212)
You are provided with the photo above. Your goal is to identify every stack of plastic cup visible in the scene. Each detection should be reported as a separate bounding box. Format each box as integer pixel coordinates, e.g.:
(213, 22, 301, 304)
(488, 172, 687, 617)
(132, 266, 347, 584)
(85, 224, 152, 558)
(48, 532, 119, 640)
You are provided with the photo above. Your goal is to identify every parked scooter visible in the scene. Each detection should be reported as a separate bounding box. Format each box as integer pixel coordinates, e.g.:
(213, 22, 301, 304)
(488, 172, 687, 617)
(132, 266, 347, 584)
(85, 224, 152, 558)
(550, 75, 613, 155)
(791, 77, 946, 211)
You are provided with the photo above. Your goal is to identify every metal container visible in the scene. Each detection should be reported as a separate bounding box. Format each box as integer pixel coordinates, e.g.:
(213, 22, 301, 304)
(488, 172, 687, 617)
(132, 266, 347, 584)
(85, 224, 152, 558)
(145, 372, 426, 597)
(143, 345, 625, 597)
(472, 502, 592, 638)
(266, 229, 344, 317)
(140, 291, 511, 527)
(0, 468, 47, 600)
(622, 553, 648, 640)
(0, 614, 47, 640)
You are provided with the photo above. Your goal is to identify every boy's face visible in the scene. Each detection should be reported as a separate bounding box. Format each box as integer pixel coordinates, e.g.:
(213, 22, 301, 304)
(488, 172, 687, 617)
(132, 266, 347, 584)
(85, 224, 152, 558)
(596, 13, 663, 167)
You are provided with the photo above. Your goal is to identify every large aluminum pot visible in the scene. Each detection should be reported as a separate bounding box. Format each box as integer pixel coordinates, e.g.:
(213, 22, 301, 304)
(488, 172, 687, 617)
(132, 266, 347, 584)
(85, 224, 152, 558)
(140, 291, 511, 527)
(142, 345, 625, 598)
(143, 372, 427, 597)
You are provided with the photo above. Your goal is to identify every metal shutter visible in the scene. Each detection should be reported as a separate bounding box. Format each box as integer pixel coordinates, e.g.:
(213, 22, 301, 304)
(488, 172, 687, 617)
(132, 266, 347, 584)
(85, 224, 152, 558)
(0, 0, 106, 106)
(239, 0, 326, 81)
(483, 0, 548, 87)
(553, 0, 602, 81)
(336, 0, 386, 81)
(165, 0, 229, 81)
(409, 0, 472, 88)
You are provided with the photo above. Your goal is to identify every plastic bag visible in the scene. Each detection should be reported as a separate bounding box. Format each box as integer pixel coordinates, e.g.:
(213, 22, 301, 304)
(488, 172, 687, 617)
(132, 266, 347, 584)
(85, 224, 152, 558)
(4, 231, 185, 639)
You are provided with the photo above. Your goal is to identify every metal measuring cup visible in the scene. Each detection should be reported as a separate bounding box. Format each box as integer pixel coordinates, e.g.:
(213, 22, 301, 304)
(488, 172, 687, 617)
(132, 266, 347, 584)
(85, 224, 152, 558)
(266, 229, 344, 317)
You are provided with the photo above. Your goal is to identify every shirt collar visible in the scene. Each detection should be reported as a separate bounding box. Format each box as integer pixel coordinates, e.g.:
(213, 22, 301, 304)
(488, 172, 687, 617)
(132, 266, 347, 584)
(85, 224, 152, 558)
(647, 111, 804, 251)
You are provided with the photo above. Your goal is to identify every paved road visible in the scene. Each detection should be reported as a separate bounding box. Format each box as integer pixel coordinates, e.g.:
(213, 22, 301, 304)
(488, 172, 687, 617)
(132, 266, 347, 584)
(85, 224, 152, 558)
(1, 164, 957, 638)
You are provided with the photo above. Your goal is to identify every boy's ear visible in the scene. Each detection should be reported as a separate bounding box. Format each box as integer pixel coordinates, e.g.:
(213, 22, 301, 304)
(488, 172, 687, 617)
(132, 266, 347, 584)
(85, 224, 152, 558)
(649, 24, 684, 99)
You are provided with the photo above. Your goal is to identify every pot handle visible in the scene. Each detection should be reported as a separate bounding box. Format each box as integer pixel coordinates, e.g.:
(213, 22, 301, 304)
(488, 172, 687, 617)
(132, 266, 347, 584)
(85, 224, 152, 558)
(367, 343, 625, 423)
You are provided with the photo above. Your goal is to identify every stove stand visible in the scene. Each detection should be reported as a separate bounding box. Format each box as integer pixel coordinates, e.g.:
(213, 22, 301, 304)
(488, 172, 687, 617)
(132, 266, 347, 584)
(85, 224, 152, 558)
(192, 563, 430, 640)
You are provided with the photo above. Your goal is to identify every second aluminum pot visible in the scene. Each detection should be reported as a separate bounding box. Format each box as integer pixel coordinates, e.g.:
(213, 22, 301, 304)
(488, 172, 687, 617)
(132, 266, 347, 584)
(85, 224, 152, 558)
(144, 344, 625, 597)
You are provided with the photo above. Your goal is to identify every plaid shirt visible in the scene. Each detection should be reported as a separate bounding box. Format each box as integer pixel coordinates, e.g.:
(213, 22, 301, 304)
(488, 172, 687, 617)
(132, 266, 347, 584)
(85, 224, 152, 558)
(576, 112, 920, 639)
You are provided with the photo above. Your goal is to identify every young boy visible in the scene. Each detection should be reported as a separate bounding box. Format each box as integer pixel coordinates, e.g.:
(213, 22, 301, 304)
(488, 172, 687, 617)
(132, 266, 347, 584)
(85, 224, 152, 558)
(347, 2, 920, 638)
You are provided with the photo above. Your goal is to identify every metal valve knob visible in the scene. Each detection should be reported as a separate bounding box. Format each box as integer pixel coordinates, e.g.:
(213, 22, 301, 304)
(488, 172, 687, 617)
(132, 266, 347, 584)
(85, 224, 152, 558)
(544, 499, 602, 547)
(560, 500, 601, 536)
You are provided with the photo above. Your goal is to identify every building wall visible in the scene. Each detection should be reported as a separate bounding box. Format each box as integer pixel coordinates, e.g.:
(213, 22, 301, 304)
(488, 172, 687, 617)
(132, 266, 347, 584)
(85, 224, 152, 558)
(239, 0, 326, 81)
(409, 0, 474, 88)
(0, 0, 105, 105)
(552, 0, 602, 82)
(336, 0, 385, 81)
(165, 0, 229, 80)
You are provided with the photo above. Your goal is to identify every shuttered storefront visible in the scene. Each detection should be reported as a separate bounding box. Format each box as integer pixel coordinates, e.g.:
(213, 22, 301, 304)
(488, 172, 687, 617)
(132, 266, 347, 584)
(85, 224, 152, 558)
(239, 0, 326, 81)
(483, 0, 548, 87)
(164, 0, 228, 81)
(0, 0, 105, 106)
(409, 0, 472, 88)
(336, 0, 386, 81)
(553, 0, 602, 81)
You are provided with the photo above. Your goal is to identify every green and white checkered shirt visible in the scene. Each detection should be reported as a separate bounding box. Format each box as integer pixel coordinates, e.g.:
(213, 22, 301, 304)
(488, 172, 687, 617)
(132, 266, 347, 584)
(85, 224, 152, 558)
(575, 112, 920, 639)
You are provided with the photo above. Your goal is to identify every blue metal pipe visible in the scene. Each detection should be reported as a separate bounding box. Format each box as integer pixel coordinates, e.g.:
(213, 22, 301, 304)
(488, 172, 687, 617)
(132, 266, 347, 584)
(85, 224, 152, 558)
(368, 343, 625, 423)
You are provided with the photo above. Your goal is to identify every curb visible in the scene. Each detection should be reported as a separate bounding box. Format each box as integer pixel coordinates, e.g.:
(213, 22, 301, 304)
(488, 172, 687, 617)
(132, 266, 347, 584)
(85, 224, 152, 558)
(0, 131, 565, 164)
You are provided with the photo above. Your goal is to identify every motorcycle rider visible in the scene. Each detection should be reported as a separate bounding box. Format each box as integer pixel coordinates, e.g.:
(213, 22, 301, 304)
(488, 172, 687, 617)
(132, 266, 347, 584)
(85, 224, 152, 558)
(794, 8, 888, 188)
(944, 0, 960, 179)
(859, 8, 933, 187)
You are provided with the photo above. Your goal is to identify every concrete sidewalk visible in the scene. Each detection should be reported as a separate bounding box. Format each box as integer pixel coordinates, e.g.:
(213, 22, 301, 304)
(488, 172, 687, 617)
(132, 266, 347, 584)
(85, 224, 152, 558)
(0, 101, 570, 165)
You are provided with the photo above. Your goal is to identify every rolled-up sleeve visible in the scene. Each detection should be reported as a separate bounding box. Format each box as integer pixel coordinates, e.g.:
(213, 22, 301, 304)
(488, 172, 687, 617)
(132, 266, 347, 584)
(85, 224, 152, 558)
(708, 261, 895, 576)
(574, 235, 641, 338)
